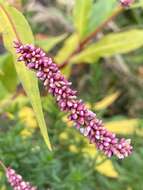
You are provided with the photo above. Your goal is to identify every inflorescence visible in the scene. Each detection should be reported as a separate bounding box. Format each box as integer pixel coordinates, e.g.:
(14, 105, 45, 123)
(120, 0, 134, 6)
(14, 41, 133, 159)
(6, 167, 37, 190)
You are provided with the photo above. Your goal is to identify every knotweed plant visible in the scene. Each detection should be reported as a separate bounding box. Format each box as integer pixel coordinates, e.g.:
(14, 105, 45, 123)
(14, 41, 133, 159)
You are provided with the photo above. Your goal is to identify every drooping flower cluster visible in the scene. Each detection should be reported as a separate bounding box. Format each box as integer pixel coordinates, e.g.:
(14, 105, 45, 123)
(120, 0, 134, 6)
(14, 41, 133, 159)
(6, 167, 37, 190)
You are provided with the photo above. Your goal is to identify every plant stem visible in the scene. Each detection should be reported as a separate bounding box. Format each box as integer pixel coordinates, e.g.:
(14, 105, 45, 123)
(0, 160, 6, 172)
(59, 5, 123, 69)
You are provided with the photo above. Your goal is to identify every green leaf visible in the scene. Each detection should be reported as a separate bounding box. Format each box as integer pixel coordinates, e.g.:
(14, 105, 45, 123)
(0, 82, 9, 100)
(36, 34, 67, 52)
(0, 3, 52, 150)
(73, 0, 93, 40)
(0, 54, 8, 75)
(105, 119, 140, 135)
(71, 29, 143, 63)
(0, 53, 18, 92)
(130, 0, 143, 9)
(55, 34, 78, 77)
(55, 34, 78, 64)
(86, 0, 117, 35)
(94, 91, 120, 111)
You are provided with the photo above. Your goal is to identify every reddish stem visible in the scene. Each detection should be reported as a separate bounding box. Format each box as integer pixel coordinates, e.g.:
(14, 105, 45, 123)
(59, 5, 123, 69)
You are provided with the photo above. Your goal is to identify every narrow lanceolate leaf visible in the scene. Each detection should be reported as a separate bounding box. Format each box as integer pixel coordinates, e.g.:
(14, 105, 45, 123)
(55, 34, 79, 64)
(36, 34, 67, 53)
(55, 34, 79, 77)
(71, 29, 143, 63)
(105, 119, 142, 135)
(73, 0, 93, 40)
(94, 91, 120, 110)
(86, 0, 118, 35)
(95, 159, 118, 178)
(0, 53, 18, 92)
(0, 2, 52, 150)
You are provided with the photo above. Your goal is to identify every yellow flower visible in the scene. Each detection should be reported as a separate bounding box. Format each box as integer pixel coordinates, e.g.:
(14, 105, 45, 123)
(62, 115, 74, 127)
(59, 132, 69, 141)
(69, 145, 78, 153)
(19, 107, 37, 137)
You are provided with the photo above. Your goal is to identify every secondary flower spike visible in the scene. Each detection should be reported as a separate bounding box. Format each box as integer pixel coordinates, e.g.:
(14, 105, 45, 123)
(120, 0, 134, 6)
(6, 167, 37, 190)
(14, 41, 132, 159)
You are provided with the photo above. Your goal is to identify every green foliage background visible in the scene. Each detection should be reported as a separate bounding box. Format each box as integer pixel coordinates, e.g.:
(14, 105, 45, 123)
(0, 0, 143, 189)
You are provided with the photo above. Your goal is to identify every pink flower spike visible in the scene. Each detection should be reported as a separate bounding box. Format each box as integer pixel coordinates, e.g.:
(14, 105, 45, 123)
(0, 161, 37, 190)
(14, 41, 133, 159)
(6, 167, 37, 190)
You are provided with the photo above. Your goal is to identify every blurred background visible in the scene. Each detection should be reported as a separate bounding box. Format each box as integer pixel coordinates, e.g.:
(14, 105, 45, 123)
(0, 0, 143, 189)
